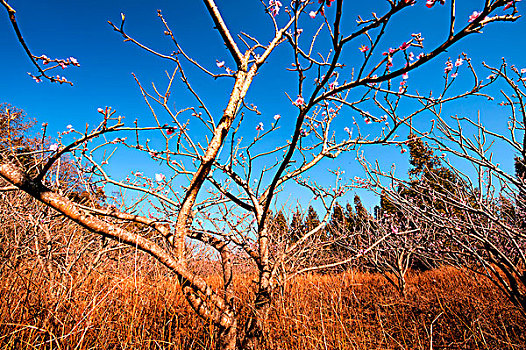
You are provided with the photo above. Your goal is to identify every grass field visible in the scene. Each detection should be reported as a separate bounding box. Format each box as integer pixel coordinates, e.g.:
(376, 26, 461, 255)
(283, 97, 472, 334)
(1, 262, 524, 349)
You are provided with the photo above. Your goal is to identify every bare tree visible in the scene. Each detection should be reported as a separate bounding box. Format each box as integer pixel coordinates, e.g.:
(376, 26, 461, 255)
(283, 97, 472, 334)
(362, 59, 526, 316)
(1, 1, 521, 348)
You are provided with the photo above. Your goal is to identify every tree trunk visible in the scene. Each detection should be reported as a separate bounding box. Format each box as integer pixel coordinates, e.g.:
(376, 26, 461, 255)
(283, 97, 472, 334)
(218, 319, 239, 350)
(241, 288, 272, 350)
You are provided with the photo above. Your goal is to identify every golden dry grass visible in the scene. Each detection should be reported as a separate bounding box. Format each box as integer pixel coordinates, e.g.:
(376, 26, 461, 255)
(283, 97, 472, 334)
(0, 264, 524, 349)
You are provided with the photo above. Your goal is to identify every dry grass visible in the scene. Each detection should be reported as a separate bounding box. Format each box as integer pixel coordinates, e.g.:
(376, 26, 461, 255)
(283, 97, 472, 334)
(0, 263, 524, 349)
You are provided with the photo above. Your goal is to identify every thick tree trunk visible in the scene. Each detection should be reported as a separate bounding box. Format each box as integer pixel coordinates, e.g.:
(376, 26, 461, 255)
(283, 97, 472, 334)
(241, 288, 272, 350)
(218, 319, 239, 350)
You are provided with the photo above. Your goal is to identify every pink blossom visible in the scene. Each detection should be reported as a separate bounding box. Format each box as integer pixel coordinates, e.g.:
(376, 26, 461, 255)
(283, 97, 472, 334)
(387, 57, 393, 67)
(155, 173, 165, 182)
(401, 148, 407, 154)
(294, 96, 304, 106)
(455, 58, 463, 67)
(49, 144, 58, 151)
(444, 60, 453, 74)
(451, 73, 458, 78)
(216, 60, 225, 68)
(66, 124, 73, 129)
(256, 122, 264, 131)
(309, 11, 317, 19)
(359, 45, 369, 53)
(364, 117, 372, 124)
(270, 1, 282, 7)
(408, 52, 415, 61)
(329, 80, 339, 90)
(402, 72, 409, 80)
(274, 114, 281, 120)
(60, 62, 67, 69)
(97, 107, 104, 113)
(504, 1, 514, 10)
(32, 76, 42, 83)
(166, 127, 175, 135)
(426, 0, 445, 8)
(468, 11, 481, 23)
(398, 86, 404, 94)
(399, 42, 410, 50)
(521, 68, 526, 74)
(269, 0, 282, 16)
(388, 47, 396, 54)
(344, 127, 350, 133)
(417, 53, 425, 60)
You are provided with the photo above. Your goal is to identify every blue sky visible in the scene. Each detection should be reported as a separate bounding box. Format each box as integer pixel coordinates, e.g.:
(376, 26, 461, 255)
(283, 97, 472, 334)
(2, 0, 525, 214)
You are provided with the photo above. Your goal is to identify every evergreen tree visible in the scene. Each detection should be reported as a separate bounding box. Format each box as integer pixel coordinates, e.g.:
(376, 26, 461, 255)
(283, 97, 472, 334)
(381, 133, 461, 216)
(515, 156, 526, 180)
(345, 202, 356, 232)
(290, 207, 304, 242)
(329, 202, 346, 236)
(304, 205, 321, 232)
(269, 210, 289, 235)
(354, 195, 371, 222)
(407, 133, 440, 177)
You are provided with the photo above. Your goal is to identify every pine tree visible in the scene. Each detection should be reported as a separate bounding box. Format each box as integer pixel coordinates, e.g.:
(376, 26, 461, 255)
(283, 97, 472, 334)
(354, 195, 371, 223)
(304, 205, 321, 232)
(269, 210, 289, 235)
(407, 133, 440, 177)
(290, 207, 304, 242)
(515, 156, 526, 180)
(391, 133, 461, 215)
(329, 202, 346, 236)
(345, 202, 356, 232)
(380, 189, 398, 216)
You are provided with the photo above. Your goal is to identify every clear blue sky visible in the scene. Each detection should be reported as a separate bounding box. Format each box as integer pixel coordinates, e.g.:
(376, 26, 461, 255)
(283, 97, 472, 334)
(2, 0, 525, 214)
